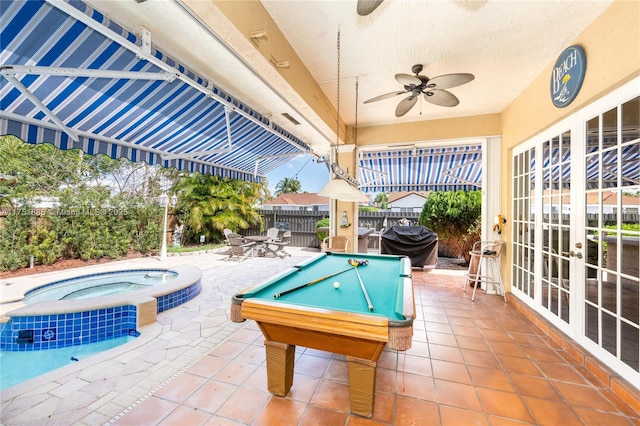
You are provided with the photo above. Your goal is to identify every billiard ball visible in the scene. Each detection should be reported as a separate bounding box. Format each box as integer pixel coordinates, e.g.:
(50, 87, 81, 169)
(333, 281, 340, 289)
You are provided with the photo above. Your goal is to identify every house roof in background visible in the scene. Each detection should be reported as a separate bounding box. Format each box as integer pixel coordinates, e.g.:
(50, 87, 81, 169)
(266, 193, 330, 206)
(388, 191, 431, 204)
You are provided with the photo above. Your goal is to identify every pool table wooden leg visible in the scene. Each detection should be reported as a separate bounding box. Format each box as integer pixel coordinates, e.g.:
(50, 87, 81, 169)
(347, 356, 377, 418)
(264, 340, 295, 396)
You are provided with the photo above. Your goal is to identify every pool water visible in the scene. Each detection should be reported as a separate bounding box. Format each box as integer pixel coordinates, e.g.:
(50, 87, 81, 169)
(23, 270, 177, 304)
(0, 335, 136, 390)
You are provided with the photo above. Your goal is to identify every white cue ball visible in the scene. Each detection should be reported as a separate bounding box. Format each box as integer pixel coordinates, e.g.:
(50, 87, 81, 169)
(333, 281, 340, 289)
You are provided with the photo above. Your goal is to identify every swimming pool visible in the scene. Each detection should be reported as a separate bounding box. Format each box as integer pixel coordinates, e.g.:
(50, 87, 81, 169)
(23, 270, 178, 304)
(0, 265, 202, 352)
(0, 334, 136, 390)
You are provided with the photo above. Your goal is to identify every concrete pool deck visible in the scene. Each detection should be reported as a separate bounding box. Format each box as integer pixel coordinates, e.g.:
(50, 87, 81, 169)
(1, 249, 639, 425)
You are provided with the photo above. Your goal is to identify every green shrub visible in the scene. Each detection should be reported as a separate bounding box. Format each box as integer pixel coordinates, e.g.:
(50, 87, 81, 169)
(358, 206, 379, 213)
(419, 190, 481, 260)
(27, 225, 64, 265)
(316, 217, 330, 242)
(0, 207, 33, 270)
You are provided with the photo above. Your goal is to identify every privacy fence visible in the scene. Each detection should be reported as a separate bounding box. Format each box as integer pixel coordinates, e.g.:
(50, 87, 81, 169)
(245, 210, 422, 250)
(244, 211, 639, 250)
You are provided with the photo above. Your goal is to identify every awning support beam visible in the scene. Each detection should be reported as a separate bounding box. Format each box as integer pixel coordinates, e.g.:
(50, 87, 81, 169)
(253, 152, 302, 177)
(0, 71, 79, 142)
(1, 65, 176, 82)
(440, 158, 482, 186)
(161, 107, 234, 160)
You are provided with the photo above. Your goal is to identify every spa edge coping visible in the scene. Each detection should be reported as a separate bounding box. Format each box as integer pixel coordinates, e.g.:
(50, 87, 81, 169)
(0, 265, 202, 320)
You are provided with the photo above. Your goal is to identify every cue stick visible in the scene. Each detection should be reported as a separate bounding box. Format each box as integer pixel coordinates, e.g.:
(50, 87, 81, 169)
(352, 265, 374, 311)
(273, 266, 353, 298)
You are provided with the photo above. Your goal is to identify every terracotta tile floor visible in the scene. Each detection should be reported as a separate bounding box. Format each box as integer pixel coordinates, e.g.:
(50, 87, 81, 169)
(111, 265, 640, 426)
(1, 251, 637, 425)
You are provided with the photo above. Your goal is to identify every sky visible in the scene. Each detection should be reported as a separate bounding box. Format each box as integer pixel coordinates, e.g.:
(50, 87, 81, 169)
(265, 154, 330, 194)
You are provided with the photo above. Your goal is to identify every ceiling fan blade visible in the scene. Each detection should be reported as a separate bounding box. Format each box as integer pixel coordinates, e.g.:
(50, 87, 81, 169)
(395, 73, 421, 86)
(357, 0, 383, 16)
(363, 90, 406, 103)
(427, 73, 475, 90)
(395, 95, 418, 117)
(424, 90, 460, 107)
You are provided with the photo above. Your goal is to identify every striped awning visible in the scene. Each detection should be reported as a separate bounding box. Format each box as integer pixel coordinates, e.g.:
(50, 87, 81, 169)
(358, 145, 482, 192)
(0, 0, 310, 182)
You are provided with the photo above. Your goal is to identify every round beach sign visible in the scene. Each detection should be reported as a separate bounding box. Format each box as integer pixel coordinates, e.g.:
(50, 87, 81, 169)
(550, 45, 586, 108)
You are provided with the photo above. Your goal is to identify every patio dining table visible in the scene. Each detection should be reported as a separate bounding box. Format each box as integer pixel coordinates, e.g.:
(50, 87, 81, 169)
(244, 235, 276, 257)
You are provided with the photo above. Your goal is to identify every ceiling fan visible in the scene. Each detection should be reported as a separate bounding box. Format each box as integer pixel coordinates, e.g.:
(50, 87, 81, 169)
(357, 0, 383, 16)
(364, 64, 475, 117)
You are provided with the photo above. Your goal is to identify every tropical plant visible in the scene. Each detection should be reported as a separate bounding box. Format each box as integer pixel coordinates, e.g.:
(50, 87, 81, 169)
(274, 177, 302, 196)
(174, 173, 266, 244)
(374, 192, 389, 209)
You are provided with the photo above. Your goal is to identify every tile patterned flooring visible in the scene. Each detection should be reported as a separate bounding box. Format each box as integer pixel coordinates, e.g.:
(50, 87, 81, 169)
(1, 250, 639, 425)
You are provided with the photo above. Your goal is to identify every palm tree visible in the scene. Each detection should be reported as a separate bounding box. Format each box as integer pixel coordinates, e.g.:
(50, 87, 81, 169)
(274, 177, 301, 196)
(174, 173, 266, 243)
(374, 192, 389, 210)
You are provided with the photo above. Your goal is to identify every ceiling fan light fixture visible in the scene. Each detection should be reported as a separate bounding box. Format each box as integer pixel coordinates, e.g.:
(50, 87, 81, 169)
(318, 177, 369, 202)
(357, 0, 384, 16)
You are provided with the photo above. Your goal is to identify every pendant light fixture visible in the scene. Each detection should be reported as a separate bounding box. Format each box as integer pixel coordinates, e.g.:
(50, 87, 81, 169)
(318, 29, 368, 203)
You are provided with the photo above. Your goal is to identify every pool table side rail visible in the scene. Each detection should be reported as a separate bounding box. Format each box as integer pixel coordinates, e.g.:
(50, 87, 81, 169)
(389, 276, 415, 328)
(237, 299, 389, 342)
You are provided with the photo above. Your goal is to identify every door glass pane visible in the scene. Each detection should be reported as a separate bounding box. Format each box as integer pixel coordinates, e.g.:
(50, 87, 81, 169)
(602, 149, 617, 189)
(602, 272, 618, 314)
(585, 267, 599, 304)
(621, 141, 639, 188)
(602, 107, 618, 149)
(586, 154, 599, 189)
(551, 136, 559, 165)
(602, 312, 617, 356)
(621, 321, 639, 372)
(587, 116, 600, 154)
(586, 304, 599, 344)
(621, 96, 639, 141)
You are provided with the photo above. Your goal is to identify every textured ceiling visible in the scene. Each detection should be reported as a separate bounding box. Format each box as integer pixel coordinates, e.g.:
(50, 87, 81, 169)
(261, 0, 613, 128)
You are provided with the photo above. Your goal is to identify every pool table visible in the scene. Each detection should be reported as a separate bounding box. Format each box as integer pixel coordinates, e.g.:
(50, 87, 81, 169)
(231, 252, 414, 417)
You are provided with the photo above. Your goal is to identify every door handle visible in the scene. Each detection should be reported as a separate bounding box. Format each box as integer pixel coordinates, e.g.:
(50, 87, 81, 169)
(575, 242, 583, 249)
(569, 250, 583, 259)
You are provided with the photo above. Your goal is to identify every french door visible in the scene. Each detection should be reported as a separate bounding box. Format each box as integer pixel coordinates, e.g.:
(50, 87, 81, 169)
(512, 77, 639, 385)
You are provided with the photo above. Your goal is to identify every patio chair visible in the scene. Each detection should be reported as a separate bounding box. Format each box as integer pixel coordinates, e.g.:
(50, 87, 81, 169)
(266, 227, 280, 241)
(267, 231, 291, 258)
(463, 240, 506, 302)
(322, 236, 349, 253)
(219, 229, 235, 255)
(226, 233, 256, 262)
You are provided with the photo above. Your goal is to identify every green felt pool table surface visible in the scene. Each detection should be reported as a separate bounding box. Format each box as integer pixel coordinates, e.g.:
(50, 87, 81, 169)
(242, 252, 412, 322)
